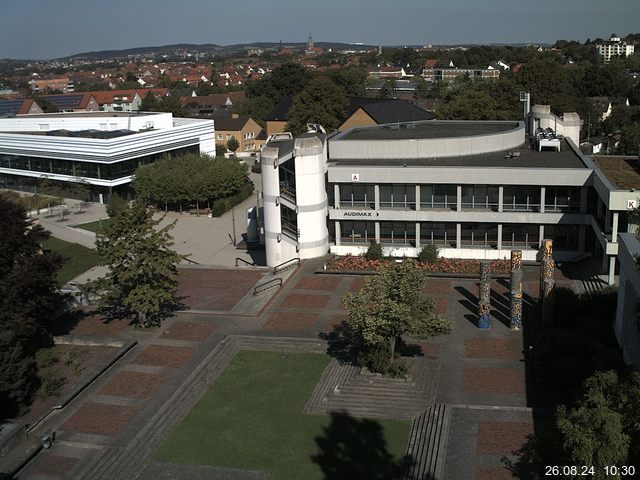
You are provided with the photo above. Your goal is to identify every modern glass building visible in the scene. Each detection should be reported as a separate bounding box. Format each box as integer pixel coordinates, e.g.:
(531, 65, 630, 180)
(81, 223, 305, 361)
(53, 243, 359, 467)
(0, 112, 215, 201)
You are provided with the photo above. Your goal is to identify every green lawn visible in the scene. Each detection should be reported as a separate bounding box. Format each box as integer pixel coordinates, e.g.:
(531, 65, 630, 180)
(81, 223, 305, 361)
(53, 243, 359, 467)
(42, 237, 100, 284)
(73, 217, 112, 233)
(154, 351, 411, 480)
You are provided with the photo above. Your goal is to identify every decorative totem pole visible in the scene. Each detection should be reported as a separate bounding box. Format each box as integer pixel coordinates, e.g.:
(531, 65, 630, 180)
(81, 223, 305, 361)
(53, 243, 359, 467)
(510, 250, 523, 330)
(478, 260, 491, 329)
(539, 239, 556, 323)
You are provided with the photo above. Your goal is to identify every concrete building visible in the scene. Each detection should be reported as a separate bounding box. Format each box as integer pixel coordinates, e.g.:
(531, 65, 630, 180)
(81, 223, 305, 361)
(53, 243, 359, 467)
(260, 108, 638, 284)
(597, 34, 635, 63)
(0, 111, 215, 202)
(614, 233, 640, 368)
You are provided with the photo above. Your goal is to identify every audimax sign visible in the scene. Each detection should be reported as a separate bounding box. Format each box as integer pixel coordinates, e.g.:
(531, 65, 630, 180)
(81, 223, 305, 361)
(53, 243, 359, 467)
(340, 211, 380, 217)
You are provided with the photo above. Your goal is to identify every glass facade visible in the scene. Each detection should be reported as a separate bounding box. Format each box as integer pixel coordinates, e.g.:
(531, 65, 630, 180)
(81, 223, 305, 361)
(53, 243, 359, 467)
(461, 185, 499, 210)
(340, 184, 375, 209)
(502, 224, 539, 248)
(420, 222, 457, 247)
(503, 186, 541, 211)
(280, 205, 298, 240)
(420, 184, 456, 209)
(0, 145, 198, 181)
(379, 221, 416, 246)
(278, 160, 296, 202)
(340, 221, 375, 244)
(545, 186, 580, 212)
(461, 223, 499, 248)
(379, 184, 416, 209)
(544, 225, 579, 249)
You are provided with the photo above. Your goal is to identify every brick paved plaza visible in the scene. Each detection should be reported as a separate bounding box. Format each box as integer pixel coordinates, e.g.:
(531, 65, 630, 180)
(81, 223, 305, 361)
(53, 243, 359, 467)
(16, 258, 569, 480)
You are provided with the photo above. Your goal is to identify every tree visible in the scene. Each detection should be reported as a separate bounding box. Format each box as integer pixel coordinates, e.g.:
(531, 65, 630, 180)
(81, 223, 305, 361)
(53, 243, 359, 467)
(342, 261, 452, 373)
(0, 194, 61, 416)
(140, 91, 160, 111)
(286, 77, 349, 135)
(86, 200, 185, 327)
(557, 371, 630, 478)
(226, 136, 240, 154)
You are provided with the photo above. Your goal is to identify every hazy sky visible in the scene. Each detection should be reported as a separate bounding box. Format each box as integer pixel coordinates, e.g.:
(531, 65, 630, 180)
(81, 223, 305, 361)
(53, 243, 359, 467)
(1, 0, 639, 59)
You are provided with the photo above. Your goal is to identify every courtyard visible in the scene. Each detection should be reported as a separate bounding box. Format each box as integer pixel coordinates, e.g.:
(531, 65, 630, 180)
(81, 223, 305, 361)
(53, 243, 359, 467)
(12, 256, 579, 479)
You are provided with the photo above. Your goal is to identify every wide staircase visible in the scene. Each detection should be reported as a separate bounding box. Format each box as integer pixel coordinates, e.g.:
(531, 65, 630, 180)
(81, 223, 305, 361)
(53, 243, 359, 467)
(305, 358, 439, 420)
(402, 404, 450, 480)
(562, 256, 609, 295)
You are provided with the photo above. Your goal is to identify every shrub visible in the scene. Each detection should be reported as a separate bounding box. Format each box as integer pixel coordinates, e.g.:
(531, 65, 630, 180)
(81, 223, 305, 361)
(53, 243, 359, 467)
(418, 244, 439, 263)
(211, 180, 254, 217)
(35, 348, 59, 368)
(364, 242, 383, 261)
(357, 342, 391, 373)
(38, 373, 66, 398)
(251, 162, 262, 174)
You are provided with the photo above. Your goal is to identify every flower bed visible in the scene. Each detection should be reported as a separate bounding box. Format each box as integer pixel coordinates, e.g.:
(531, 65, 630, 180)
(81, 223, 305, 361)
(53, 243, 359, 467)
(326, 255, 511, 275)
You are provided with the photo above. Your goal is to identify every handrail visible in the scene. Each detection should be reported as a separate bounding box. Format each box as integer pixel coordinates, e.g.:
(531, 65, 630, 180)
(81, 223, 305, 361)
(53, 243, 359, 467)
(273, 257, 300, 274)
(183, 257, 200, 265)
(253, 277, 282, 296)
(235, 257, 257, 267)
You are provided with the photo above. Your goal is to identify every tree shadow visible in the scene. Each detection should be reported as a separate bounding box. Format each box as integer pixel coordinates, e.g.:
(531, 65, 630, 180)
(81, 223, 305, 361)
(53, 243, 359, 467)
(312, 412, 416, 480)
(319, 321, 360, 365)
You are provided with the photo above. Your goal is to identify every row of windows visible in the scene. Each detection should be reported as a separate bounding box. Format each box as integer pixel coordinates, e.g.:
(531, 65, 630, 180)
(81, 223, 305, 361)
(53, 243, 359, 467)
(338, 221, 579, 249)
(0, 146, 198, 180)
(335, 184, 581, 212)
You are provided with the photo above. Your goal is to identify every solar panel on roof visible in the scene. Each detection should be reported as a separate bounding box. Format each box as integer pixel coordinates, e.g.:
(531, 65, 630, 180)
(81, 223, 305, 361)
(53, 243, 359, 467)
(43, 95, 84, 109)
(0, 99, 25, 115)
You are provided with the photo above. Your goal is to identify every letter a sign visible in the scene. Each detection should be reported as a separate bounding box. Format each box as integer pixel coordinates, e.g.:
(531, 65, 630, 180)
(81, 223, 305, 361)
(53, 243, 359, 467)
(351, 173, 360, 182)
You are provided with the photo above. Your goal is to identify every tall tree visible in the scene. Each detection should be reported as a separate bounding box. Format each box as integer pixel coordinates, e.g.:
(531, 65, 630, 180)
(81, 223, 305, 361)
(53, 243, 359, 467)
(226, 136, 240, 154)
(86, 200, 185, 327)
(342, 261, 452, 373)
(286, 77, 349, 135)
(0, 194, 61, 416)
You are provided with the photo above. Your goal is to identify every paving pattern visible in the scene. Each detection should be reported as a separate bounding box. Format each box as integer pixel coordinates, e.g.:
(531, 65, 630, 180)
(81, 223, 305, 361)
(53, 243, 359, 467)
(17, 259, 558, 480)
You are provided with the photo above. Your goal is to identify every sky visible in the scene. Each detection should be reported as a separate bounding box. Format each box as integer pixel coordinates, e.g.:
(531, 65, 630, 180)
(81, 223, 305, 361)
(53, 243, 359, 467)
(1, 0, 639, 59)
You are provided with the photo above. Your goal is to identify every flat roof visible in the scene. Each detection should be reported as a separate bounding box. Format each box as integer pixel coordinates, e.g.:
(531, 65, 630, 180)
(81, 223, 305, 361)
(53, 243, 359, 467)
(338, 121, 520, 141)
(15, 111, 160, 119)
(7, 129, 138, 139)
(593, 156, 640, 189)
(330, 138, 587, 169)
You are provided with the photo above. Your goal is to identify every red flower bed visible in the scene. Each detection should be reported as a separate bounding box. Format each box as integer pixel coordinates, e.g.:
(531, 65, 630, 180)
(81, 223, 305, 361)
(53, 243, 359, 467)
(326, 255, 510, 275)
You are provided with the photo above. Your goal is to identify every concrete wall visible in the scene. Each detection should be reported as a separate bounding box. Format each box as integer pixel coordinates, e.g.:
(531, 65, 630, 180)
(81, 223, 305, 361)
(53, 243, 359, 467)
(4, 112, 174, 132)
(614, 233, 640, 368)
(330, 121, 525, 160)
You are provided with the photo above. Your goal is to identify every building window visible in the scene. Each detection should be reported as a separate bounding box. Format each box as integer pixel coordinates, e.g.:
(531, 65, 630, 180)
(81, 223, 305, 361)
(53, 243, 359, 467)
(545, 187, 580, 212)
(380, 221, 416, 246)
(278, 160, 296, 202)
(461, 223, 498, 248)
(544, 225, 579, 250)
(461, 185, 499, 210)
(340, 221, 375, 244)
(379, 184, 415, 209)
(420, 222, 456, 247)
(339, 184, 375, 209)
(281, 205, 298, 240)
(420, 184, 456, 209)
(502, 224, 539, 248)
(217, 134, 223, 141)
(226, 134, 231, 141)
(503, 186, 541, 211)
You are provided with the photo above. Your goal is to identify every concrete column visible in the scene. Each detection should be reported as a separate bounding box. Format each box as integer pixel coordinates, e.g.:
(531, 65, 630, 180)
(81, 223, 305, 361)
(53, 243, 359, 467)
(457, 185, 462, 212)
(456, 223, 462, 249)
(334, 221, 341, 246)
(497, 224, 503, 250)
(415, 185, 421, 211)
(539, 187, 546, 213)
(415, 222, 421, 248)
(498, 186, 504, 213)
(375, 222, 380, 243)
(609, 256, 616, 286)
(539, 225, 544, 248)
(612, 212, 619, 243)
(374, 185, 380, 210)
(334, 184, 340, 209)
(580, 186, 588, 214)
